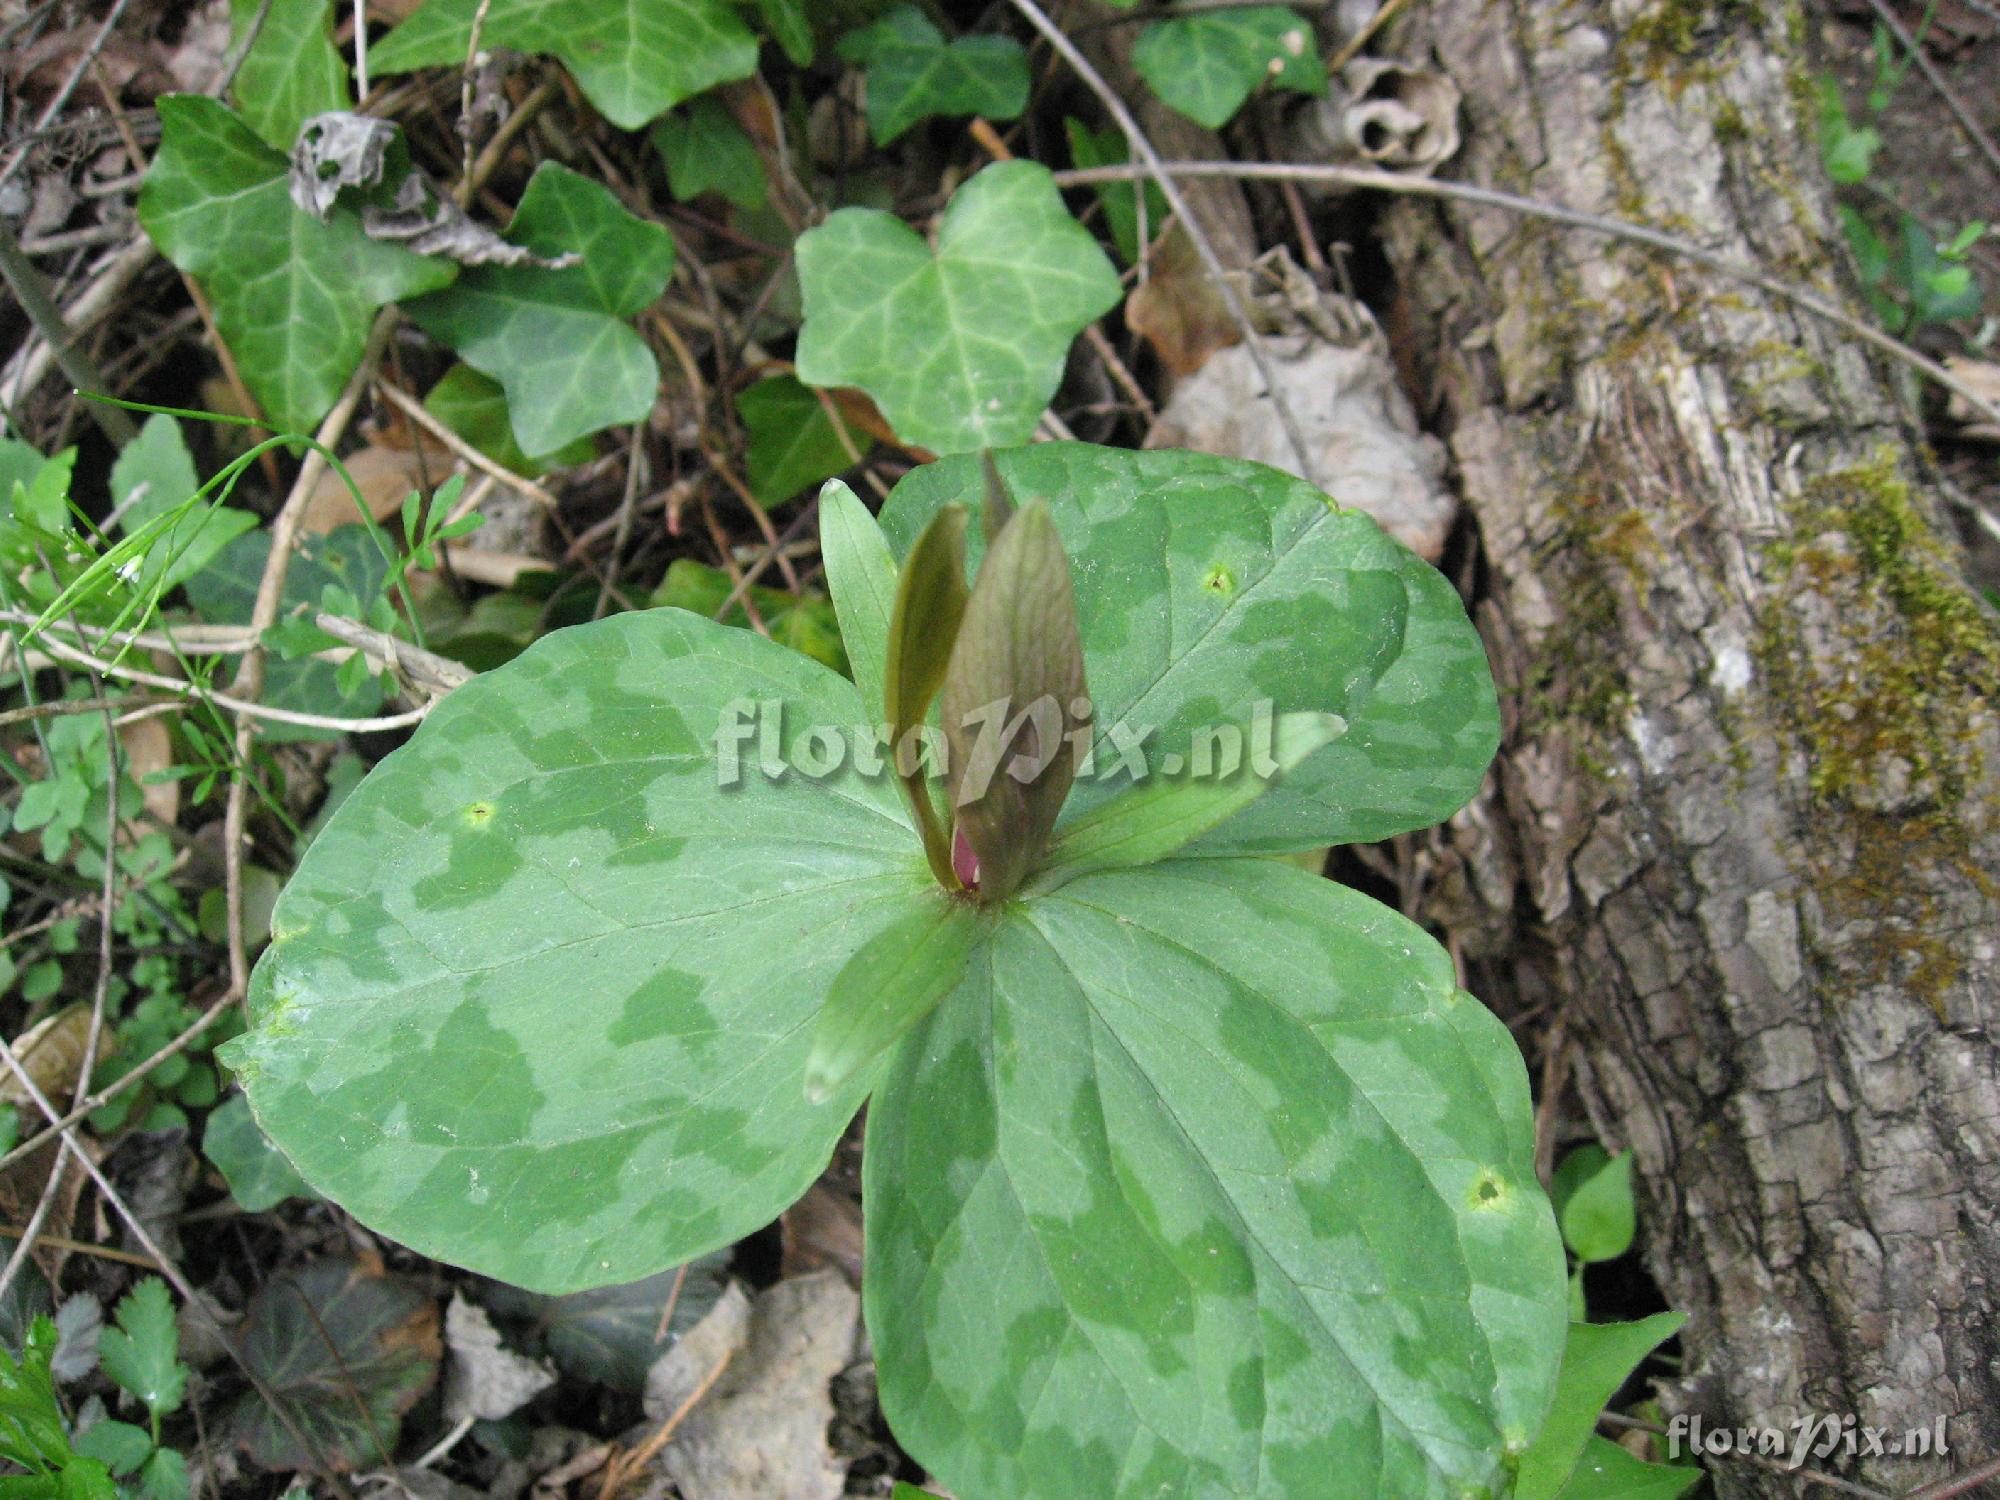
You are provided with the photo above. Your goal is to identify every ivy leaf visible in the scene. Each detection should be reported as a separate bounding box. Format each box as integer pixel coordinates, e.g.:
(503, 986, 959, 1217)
(739, 375, 853, 507)
(186, 525, 392, 742)
(650, 559, 846, 674)
(652, 96, 766, 210)
(1516, 1314, 1685, 1500)
(755, 0, 815, 65)
(138, 96, 454, 435)
(203, 1093, 317, 1211)
(795, 162, 1121, 454)
(1065, 118, 1167, 267)
(423, 365, 595, 476)
(226, 1260, 439, 1471)
(881, 445, 1500, 852)
(98, 1279, 186, 1423)
(109, 415, 259, 596)
(404, 163, 676, 457)
(229, 0, 348, 150)
(370, 0, 758, 129)
(836, 6, 1030, 145)
(865, 861, 1566, 1497)
(1133, 7, 1327, 129)
(226, 611, 924, 1291)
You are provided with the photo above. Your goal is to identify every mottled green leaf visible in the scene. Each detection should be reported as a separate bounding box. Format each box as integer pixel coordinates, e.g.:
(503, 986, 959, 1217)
(138, 97, 454, 436)
(108, 415, 259, 596)
(865, 861, 1566, 1498)
(185, 524, 390, 743)
(805, 895, 983, 1103)
(795, 162, 1121, 454)
(739, 375, 852, 507)
(1558, 1437, 1702, 1500)
(939, 502, 1087, 901)
(649, 558, 845, 674)
(424, 365, 595, 476)
(1517, 1314, 1684, 1500)
(881, 444, 1499, 853)
(1133, 7, 1327, 130)
(652, 95, 766, 210)
(229, 0, 347, 150)
(1553, 1146, 1637, 1264)
(139, 100, 452, 434)
(370, 0, 757, 129)
(1030, 710, 1345, 890)
(404, 163, 675, 457)
(203, 1093, 317, 1212)
(225, 1260, 438, 1472)
(98, 1280, 185, 1422)
(226, 610, 922, 1290)
(818, 479, 898, 714)
(836, 6, 1030, 145)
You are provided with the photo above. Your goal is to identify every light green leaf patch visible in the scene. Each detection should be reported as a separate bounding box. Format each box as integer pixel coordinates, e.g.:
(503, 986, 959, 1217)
(228, 0, 348, 150)
(881, 444, 1500, 853)
(138, 96, 454, 435)
(837, 5, 1031, 145)
(1134, 6, 1327, 129)
(369, 0, 758, 129)
(226, 609, 923, 1290)
(795, 162, 1120, 454)
(404, 163, 676, 458)
(204, 1093, 318, 1212)
(865, 861, 1567, 1498)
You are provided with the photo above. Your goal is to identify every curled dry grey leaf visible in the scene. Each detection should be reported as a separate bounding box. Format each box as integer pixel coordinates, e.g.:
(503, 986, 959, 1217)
(287, 110, 579, 270)
(1290, 59, 1462, 178)
(1148, 269, 1458, 561)
(442, 1293, 557, 1423)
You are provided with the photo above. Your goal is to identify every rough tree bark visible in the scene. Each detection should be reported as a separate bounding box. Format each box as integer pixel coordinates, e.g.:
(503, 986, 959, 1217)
(1373, 2, 2000, 1494)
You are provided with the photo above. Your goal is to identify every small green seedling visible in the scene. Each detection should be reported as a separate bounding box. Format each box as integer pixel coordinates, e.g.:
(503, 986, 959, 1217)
(229, 443, 1571, 1497)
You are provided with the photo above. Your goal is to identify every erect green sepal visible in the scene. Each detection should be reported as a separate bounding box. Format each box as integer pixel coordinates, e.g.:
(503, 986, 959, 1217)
(938, 501, 1087, 902)
(977, 449, 1015, 548)
(818, 479, 899, 716)
(1027, 710, 1346, 893)
(885, 503, 970, 887)
(804, 896, 983, 1104)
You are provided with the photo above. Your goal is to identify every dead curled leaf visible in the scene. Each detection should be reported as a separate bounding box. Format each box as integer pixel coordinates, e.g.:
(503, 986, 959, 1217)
(1126, 226, 1242, 377)
(442, 1292, 556, 1423)
(287, 111, 580, 270)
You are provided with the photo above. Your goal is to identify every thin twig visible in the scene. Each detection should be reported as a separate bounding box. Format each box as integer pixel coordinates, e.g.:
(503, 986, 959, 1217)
(1007, 0, 1319, 482)
(0, 693, 157, 730)
(1902, 1453, 2000, 1500)
(372, 379, 561, 510)
(0, 222, 139, 446)
(1050, 160, 2000, 433)
(593, 1346, 733, 1500)
(1597, 1413, 1891, 1500)
(0, 0, 139, 194)
(0, 1227, 162, 1270)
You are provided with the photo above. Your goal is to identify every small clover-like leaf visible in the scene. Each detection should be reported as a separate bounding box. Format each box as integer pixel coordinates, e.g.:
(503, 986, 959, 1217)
(795, 162, 1121, 455)
(837, 6, 1031, 145)
(228, 0, 348, 150)
(652, 96, 766, 211)
(404, 163, 676, 457)
(98, 1279, 186, 1423)
(138, 97, 454, 434)
(370, 0, 757, 129)
(1133, 6, 1327, 129)
(1552, 1145, 1637, 1264)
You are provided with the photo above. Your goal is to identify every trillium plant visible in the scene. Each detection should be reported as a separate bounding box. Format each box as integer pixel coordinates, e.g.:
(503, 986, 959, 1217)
(228, 443, 1571, 1497)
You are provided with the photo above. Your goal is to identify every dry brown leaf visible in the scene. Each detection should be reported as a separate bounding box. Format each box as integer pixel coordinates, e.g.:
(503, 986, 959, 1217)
(301, 442, 445, 535)
(779, 1183, 864, 1286)
(1126, 227, 1241, 377)
(646, 1272, 857, 1500)
(0, 1005, 105, 1114)
(119, 716, 179, 830)
(1944, 356, 2000, 441)
(445, 548, 549, 589)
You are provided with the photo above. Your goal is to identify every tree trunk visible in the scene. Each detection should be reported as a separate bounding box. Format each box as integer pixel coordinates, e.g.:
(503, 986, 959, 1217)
(1376, 2, 2000, 1494)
